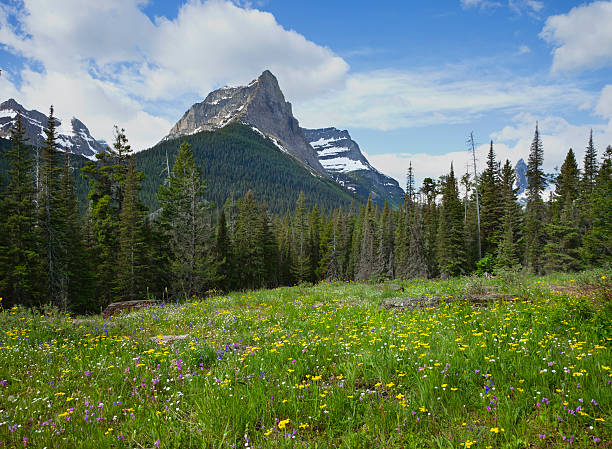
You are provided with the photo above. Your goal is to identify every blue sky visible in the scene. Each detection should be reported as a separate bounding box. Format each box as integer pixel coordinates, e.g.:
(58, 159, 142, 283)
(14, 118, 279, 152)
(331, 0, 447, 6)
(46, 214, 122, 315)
(1, 0, 611, 184)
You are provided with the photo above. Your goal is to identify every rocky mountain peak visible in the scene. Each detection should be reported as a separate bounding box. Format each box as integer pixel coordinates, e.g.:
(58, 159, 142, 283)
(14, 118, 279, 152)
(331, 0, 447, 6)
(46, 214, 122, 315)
(164, 70, 326, 175)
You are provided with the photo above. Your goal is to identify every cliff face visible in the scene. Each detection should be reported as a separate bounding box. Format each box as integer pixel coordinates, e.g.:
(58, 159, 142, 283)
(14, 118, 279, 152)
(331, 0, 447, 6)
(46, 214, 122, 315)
(164, 70, 326, 174)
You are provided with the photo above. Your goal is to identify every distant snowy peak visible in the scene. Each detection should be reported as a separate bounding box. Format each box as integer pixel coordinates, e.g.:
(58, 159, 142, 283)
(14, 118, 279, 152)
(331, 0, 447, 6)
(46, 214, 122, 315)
(303, 126, 404, 204)
(0, 99, 106, 158)
(303, 127, 373, 173)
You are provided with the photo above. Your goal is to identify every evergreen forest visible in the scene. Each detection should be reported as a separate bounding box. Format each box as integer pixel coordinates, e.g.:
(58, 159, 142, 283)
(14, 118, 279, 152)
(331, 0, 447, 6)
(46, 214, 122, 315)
(1, 111, 611, 313)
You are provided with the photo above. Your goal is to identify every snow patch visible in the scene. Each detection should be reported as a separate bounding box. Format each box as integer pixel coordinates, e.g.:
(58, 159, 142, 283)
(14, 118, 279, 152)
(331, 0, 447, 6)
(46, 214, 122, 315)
(309, 136, 344, 148)
(321, 157, 369, 172)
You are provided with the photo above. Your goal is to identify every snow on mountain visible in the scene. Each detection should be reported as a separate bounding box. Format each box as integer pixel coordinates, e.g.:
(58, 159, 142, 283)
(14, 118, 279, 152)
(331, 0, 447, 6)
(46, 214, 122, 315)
(163, 70, 326, 175)
(0, 99, 106, 158)
(303, 127, 405, 205)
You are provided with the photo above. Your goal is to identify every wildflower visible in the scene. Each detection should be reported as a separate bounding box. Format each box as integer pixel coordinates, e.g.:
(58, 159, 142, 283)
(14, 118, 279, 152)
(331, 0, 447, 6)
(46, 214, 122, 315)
(461, 441, 476, 448)
(278, 419, 290, 430)
(299, 423, 309, 429)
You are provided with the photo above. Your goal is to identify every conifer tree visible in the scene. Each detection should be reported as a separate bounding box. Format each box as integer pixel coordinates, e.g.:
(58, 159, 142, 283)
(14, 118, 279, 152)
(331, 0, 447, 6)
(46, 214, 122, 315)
(82, 126, 134, 308)
(495, 160, 521, 269)
(393, 204, 408, 277)
(357, 197, 377, 281)
(1, 113, 42, 306)
(524, 123, 547, 274)
(56, 140, 93, 311)
(421, 177, 439, 277)
(581, 130, 598, 197)
(582, 145, 612, 265)
(116, 157, 148, 301)
(553, 149, 580, 217)
(291, 192, 311, 283)
(309, 205, 322, 282)
(215, 209, 231, 290)
(406, 202, 427, 278)
(39, 106, 63, 306)
(479, 141, 503, 255)
(375, 201, 394, 279)
(158, 142, 217, 298)
(436, 164, 466, 277)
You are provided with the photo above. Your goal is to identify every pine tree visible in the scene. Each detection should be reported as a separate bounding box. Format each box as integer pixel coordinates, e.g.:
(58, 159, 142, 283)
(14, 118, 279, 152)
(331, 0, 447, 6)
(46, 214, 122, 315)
(39, 106, 63, 306)
(357, 197, 377, 281)
(581, 130, 598, 197)
(158, 142, 217, 299)
(436, 164, 466, 277)
(82, 126, 134, 308)
(393, 204, 408, 277)
(582, 145, 612, 265)
(375, 201, 394, 279)
(214, 209, 231, 291)
(309, 205, 322, 282)
(554, 148, 580, 217)
(495, 160, 521, 269)
(56, 140, 93, 311)
(116, 157, 148, 301)
(479, 141, 503, 256)
(524, 123, 547, 273)
(421, 177, 439, 277)
(291, 192, 311, 283)
(1, 113, 42, 307)
(406, 202, 427, 278)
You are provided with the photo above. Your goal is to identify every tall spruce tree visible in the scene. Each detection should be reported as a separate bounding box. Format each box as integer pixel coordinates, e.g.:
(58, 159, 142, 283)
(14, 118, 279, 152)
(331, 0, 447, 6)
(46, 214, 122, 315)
(524, 123, 547, 274)
(543, 149, 583, 273)
(116, 157, 148, 301)
(158, 142, 217, 298)
(375, 201, 394, 279)
(1, 113, 42, 307)
(495, 160, 521, 269)
(56, 139, 92, 311)
(436, 164, 466, 277)
(582, 145, 612, 265)
(478, 141, 503, 256)
(291, 192, 311, 283)
(357, 197, 377, 281)
(39, 106, 63, 306)
(581, 130, 598, 197)
(421, 177, 439, 277)
(82, 126, 133, 308)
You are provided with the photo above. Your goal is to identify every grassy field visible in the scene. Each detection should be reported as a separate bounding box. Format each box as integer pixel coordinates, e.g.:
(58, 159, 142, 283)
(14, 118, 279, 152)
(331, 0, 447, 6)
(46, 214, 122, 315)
(1, 270, 611, 448)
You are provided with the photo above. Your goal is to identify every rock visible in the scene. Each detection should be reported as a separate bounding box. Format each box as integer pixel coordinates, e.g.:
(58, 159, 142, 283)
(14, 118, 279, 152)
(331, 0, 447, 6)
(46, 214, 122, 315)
(381, 294, 518, 311)
(163, 70, 327, 176)
(102, 300, 157, 319)
(150, 335, 189, 344)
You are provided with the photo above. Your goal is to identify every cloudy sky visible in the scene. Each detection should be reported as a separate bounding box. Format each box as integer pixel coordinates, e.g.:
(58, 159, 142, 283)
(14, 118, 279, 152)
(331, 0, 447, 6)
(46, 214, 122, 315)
(0, 0, 611, 185)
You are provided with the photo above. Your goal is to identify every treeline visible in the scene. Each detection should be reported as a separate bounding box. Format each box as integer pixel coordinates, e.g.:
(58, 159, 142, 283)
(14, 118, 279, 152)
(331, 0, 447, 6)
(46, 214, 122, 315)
(0, 112, 610, 313)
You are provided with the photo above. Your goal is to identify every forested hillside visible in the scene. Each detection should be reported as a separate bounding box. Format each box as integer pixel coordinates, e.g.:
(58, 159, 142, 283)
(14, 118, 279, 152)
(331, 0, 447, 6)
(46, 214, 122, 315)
(136, 123, 358, 213)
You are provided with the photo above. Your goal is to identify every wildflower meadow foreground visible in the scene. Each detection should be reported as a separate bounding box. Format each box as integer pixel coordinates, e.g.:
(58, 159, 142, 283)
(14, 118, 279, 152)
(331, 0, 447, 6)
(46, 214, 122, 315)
(1, 273, 610, 448)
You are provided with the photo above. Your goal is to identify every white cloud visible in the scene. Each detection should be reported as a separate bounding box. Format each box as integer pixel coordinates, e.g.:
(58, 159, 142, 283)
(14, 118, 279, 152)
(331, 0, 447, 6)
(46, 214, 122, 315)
(295, 69, 592, 131)
(364, 109, 612, 187)
(540, 1, 612, 73)
(596, 85, 612, 119)
(460, 0, 501, 9)
(0, 0, 348, 148)
(518, 45, 531, 55)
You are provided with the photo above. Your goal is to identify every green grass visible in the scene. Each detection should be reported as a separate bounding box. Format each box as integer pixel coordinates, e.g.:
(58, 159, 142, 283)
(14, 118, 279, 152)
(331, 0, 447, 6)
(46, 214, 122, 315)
(1, 271, 611, 448)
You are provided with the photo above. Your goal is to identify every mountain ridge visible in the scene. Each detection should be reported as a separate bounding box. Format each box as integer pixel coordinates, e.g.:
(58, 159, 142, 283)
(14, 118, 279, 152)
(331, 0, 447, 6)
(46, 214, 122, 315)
(0, 99, 106, 158)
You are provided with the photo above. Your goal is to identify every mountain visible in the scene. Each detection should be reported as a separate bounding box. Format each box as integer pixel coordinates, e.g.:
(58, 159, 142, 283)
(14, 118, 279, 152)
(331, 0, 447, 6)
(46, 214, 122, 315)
(164, 70, 326, 174)
(302, 127, 404, 206)
(0, 99, 106, 158)
(514, 158, 528, 198)
(137, 122, 357, 214)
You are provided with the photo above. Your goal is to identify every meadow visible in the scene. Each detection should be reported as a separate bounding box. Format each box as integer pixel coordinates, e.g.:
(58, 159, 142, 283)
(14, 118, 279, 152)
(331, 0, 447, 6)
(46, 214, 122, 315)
(0, 271, 610, 448)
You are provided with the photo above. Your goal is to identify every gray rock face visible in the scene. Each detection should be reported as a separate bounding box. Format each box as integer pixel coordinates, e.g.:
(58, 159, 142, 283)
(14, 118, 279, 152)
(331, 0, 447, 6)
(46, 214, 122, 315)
(303, 126, 404, 204)
(0, 99, 106, 158)
(514, 158, 527, 196)
(165, 70, 326, 175)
